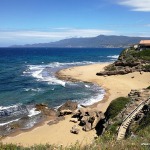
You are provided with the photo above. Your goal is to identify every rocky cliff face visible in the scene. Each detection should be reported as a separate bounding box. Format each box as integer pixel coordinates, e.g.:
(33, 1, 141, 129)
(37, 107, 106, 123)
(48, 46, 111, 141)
(97, 47, 150, 76)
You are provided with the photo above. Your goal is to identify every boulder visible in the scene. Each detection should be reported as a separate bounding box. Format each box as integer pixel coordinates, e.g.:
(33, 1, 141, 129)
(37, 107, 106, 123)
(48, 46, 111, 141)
(70, 118, 78, 123)
(80, 116, 89, 125)
(58, 100, 78, 112)
(47, 119, 59, 125)
(70, 125, 80, 134)
(59, 109, 73, 116)
(35, 104, 57, 116)
(83, 120, 92, 131)
(35, 103, 48, 111)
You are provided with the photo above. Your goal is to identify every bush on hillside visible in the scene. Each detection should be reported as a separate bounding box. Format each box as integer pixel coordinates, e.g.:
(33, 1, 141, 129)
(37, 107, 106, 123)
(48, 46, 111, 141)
(105, 97, 131, 119)
(133, 49, 150, 61)
(136, 110, 150, 132)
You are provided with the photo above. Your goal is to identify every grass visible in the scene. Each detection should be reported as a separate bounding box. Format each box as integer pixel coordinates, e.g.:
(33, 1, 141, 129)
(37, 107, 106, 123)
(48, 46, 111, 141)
(104, 97, 131, 119)
(1, 127, 150, 150)
(105, 64, 116, 71)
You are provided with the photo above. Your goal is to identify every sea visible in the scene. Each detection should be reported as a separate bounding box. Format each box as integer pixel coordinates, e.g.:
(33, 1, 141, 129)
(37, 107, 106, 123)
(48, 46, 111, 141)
(0, 47, 123, 134)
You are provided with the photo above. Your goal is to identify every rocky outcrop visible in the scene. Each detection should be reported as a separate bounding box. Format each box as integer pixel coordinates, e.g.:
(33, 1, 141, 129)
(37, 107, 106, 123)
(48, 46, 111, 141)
(71, 107, 104, 132)
(70, 125, 80, 134)
(97, 47, 150, 76)
(35, 103, 57, 117)
(58, 100, 78, 116)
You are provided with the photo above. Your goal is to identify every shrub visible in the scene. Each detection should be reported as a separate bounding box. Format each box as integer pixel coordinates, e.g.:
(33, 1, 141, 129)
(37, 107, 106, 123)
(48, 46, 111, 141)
(134, 49, 150, 61)
(143, 64, 150, 71)
(105, 64, 116, 71)
(105, 97, 131, 119)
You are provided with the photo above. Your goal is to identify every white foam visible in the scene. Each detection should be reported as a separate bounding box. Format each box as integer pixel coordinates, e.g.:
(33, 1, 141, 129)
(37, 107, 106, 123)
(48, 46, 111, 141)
(80, 88, 105, 106)
(107, 55, 119, 59)
(85, 84, 90, 88)
(28, 108, 41, 117)
(23, 61, 99, 87)
(0, 118, 20, 126)
(0, 104, 20, 111)
(47, 61, 96, 68)
(23, 88, 42, 92)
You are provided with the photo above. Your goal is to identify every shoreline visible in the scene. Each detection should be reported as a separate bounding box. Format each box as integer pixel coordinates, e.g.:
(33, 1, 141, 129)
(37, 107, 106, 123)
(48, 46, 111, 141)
(56, 63, 114, 113)
(1, 62, 150, 147)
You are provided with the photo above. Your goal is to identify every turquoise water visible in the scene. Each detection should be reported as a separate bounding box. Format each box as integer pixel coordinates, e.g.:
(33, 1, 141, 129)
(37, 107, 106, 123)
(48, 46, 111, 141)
(0, 48, 122, 129)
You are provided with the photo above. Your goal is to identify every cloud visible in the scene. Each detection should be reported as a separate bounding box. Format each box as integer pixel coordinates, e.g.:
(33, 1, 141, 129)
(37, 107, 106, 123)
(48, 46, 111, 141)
(118, 0, 150, 12)
(0, 28, 115, 46)
(0, 28, 114, 39)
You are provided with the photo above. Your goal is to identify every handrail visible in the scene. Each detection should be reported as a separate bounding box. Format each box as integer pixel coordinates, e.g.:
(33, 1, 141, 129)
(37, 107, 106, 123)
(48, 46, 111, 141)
(123, 98, 150, 123)
(122, 101, 144, 122)
(117, 98, 150, 140)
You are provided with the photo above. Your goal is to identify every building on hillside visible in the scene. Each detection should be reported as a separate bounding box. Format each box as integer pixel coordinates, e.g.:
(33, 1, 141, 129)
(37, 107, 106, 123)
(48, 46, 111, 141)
(138, 40, 150, 51)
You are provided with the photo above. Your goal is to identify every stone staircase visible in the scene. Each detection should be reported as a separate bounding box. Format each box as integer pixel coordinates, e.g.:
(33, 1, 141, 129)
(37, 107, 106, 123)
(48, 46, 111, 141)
(117, 98, 150, 140)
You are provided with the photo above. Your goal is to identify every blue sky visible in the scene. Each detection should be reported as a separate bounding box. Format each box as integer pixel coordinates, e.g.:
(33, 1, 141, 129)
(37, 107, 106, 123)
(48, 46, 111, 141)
(0, 0, 150, 46)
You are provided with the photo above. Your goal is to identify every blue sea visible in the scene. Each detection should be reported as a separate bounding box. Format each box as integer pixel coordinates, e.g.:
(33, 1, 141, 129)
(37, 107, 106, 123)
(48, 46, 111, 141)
(0, 47, 122, 132)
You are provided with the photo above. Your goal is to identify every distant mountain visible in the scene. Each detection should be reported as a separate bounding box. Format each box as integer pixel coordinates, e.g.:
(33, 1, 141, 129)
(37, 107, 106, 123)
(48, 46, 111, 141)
(12, 35, 150, 48)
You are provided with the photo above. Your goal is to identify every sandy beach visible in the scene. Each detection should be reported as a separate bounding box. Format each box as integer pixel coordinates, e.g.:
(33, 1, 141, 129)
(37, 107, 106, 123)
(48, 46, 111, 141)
(2, 62, 150, 147)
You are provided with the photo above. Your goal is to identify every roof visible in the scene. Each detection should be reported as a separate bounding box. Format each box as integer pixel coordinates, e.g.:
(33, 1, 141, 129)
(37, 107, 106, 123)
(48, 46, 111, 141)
(139, 40, 150, 45)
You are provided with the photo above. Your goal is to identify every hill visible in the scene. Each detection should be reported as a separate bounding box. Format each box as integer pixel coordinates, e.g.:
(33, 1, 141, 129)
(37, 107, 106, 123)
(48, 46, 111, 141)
(12, 35, 150, 48)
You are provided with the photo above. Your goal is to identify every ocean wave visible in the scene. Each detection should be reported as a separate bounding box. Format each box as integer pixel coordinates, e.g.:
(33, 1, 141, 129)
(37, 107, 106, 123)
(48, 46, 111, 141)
(23, 61, 97, 87)
(0, 104, 41, 126)
(28, 108, 41, 117)
(0, 118, 20, 126)
(0, 104, 20, 111)
(79, 88, 105, 106)
(23, 88, 42, 92)
(46, 61, 96, 68)
(0, 104, 27, 117)
(23, 65, 66, 87)
(107, 55, 119, 59)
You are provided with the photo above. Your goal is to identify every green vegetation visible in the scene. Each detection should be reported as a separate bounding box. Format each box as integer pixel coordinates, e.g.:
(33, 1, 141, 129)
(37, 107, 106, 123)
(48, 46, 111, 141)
(136, 111, 150, 131)
(133, 49, 150, 61)
(120, 48, 150, 62)
(143, 64, 150, 71)
(105, 64, 116, 71)
(104, 47, 150, 73)
(105, 97, 131, 119)
(1, 126, 150, 150)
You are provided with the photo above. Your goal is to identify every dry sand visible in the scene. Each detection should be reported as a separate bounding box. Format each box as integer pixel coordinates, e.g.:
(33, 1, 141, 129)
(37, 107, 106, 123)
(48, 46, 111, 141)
(2, 63, 150, 147)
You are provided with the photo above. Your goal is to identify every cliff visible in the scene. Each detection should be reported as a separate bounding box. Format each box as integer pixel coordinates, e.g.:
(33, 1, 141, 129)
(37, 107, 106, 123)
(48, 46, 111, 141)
(97, 47, 150, 76)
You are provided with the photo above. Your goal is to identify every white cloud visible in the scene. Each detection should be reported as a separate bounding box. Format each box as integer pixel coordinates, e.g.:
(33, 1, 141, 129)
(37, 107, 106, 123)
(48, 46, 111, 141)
(0, 28, 114, 39)
(118, 0, 150, 11)
(0, 28, 114, 46)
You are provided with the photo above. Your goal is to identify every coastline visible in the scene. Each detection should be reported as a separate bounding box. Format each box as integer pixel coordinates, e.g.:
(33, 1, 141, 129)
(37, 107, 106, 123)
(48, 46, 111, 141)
(1, 62, 150, 147)
(56, 63, 150, 112)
